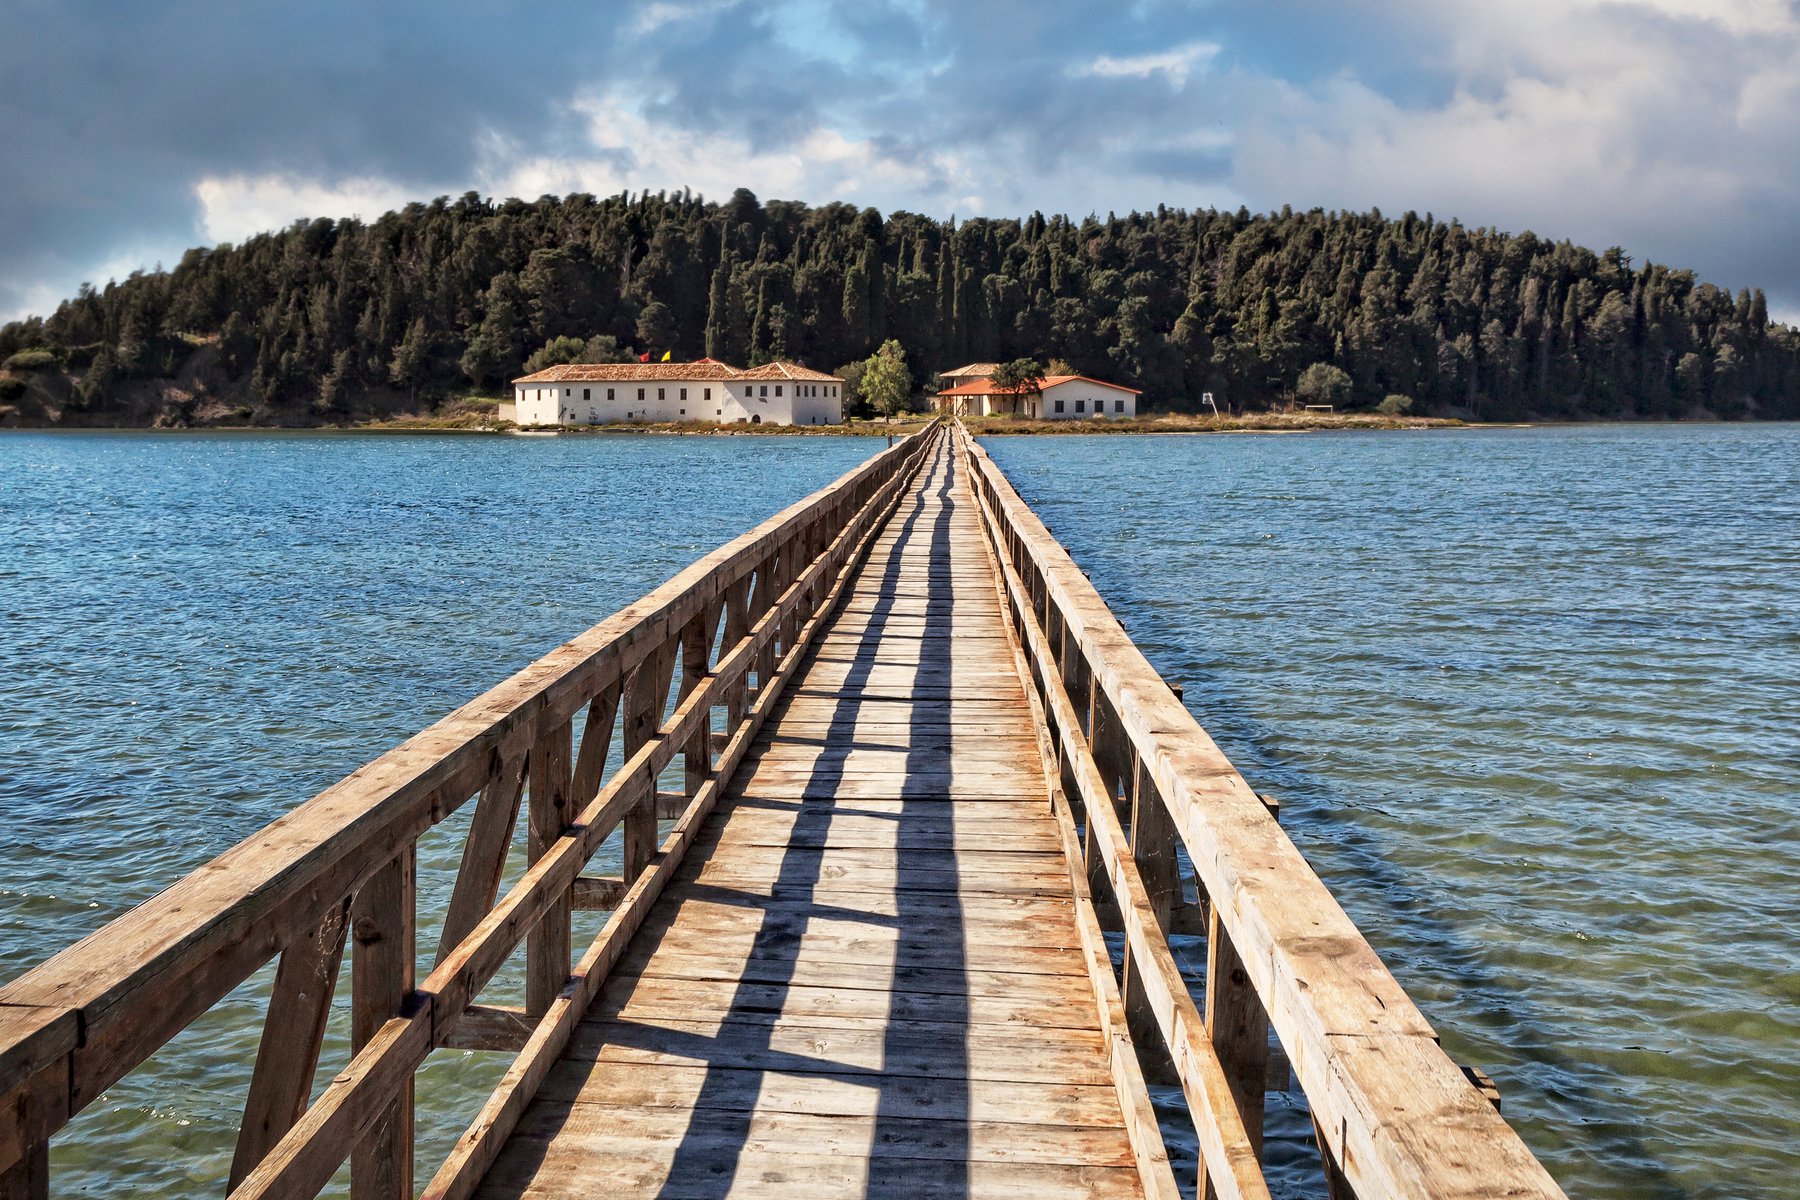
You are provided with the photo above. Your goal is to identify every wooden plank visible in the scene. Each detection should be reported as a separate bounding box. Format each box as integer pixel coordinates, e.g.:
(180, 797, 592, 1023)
(568, 1015, 1111, 1086)
(434, 754, 526, 967)
(534, 1060, 1127, 1128)
(350, 850, 415, 1200)
(966, 448, 1271, 1200)
(0, 429, 939, 1160)
(229, 902, 349, 1188)
(526, 721, 573, 1016)
(620, 637, 678, 881)
(476, 1145, 1145, 1200)
(959, 426, 1568, 1200)
(501, 1103, 1135, 1167)
(419, 428, 941, 1200)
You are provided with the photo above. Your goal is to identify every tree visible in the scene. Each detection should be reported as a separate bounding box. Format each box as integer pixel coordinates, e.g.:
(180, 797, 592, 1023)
(636, 300, 677, 355)
(219, 312, 256, 378)
(861, 338, 913, 418)
(1296, 362, 1353, 408)
(389, 317, 430, 402)
(78, 347, 118, 409)
(7, 186, 1800, 429)
(989, 357, 1045, 415)
(522, 334, 631, 375)
(316, 348, 355, 416)
(834, 359, 871, 418)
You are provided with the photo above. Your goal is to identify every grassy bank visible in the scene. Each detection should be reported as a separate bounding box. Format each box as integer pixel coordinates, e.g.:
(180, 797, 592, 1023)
(959, 411, 1463, 435)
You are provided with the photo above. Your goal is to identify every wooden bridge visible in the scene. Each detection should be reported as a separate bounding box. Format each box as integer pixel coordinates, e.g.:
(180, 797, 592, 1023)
(0, 423, 1567, 1199)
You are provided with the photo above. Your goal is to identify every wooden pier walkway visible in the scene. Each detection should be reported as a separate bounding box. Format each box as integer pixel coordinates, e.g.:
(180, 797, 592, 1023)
(0, 422, 1568, 1200)
(476, 434, 1151, 1198)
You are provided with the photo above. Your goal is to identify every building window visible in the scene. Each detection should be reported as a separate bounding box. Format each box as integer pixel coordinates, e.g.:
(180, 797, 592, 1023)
(704, 388, 712, 400)
(716, 409, 722, 416)
(607, 388, 615, 400)
(638, 388, 645, 401)
(680, 387, 687, 401)
(1075, 400, 1085, 413)
(658, 387, 665, 400)
(565, 389, 571, 396)
(1115, 399, 1125, 412)
(680, 408, 686, 415)
(760, 385, 768, 398)
(775, 385, 783, 397)
(1055, 399, 1066, 413)
(583, 388, 590, 400)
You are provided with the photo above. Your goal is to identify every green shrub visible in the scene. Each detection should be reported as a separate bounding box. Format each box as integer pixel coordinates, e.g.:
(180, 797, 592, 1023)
(1295, 362, 1353, 407)
(1376, 393, 1415, 416)
(2, 348, 59, 372)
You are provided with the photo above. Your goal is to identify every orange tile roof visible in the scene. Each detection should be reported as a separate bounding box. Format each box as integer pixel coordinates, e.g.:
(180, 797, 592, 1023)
(935, 374, 1142, 396)
(513, 362, 742, 384)
(736, 362, 843, 382)
(512, 360, 840, 385)
(939, 361, 1003, 378)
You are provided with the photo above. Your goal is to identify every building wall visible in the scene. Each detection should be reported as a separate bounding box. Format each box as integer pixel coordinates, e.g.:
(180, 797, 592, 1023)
(1037, 380, 1138, 419)
(514, 380, 731, 425)
(513, 377, 842, 426)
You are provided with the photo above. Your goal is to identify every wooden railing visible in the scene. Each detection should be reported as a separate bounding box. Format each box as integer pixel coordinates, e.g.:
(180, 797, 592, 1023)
(955, 423, 1568, 1200)
(0, 422, 939, 1200)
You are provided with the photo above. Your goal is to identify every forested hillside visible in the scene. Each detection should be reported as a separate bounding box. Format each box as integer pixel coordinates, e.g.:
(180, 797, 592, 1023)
(3, 187, 1796, 425)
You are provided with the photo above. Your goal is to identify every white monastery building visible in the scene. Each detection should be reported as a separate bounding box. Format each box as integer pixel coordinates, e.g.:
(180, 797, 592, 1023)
(932, 373, 1141, 419)
(512, 359, 844, 427)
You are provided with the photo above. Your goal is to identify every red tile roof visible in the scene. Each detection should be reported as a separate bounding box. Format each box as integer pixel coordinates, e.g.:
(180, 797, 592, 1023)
(736, 361, 843, 382)
(512, 359, 841, 385)
(934, 374, 1142, 396)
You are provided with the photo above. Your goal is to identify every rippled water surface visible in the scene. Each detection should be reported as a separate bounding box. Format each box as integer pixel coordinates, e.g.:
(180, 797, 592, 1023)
(985, 425, 1799, 1200)
(0, 430, 886, 1194)
(2, 425, 1795, 1199)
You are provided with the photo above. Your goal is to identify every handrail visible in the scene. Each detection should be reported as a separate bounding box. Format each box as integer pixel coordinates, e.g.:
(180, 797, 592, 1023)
(954, 422, 1566, 1200)
(0, 421, 940, 1198)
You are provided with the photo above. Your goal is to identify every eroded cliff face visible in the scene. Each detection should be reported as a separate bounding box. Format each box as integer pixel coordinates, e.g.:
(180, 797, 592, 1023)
(0, 341, 436, 429)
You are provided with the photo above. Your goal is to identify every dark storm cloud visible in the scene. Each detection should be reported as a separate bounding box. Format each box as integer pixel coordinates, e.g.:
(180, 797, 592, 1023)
(0, 0, 616, 314)
(4, 0, 1798, 324)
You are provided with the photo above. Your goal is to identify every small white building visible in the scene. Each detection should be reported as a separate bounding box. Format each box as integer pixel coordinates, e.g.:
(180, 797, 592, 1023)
(936, 362, 1003, 391)
(511, 359, 844, 427)
(933, 373, 1141, 420)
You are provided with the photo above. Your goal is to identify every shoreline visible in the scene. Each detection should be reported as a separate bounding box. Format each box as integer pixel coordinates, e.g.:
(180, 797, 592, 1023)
(7, 413, 1772, 436)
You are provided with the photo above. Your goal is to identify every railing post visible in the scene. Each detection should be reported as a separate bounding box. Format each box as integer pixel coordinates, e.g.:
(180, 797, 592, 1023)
(351, 848, 415, 1200)
(230, 902, 350, 1188)
(681, 603, 723, 796)
(1122, 751, 1179, 1077)
(0, 1070, 60, 1200)
(526, 720, 573, 1015)
(1205, 913, 1270, 1187)
(621, 640, 677, 880)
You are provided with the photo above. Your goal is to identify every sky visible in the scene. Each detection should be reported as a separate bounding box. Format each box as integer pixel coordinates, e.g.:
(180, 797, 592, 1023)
(3, 0, 1798, 325)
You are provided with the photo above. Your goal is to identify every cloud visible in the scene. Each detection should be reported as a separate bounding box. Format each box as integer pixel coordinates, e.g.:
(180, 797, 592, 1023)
(194, 175, 422, 245)
(1223, 0, 1800, 310)
(2, 0, 1798, 325)
(1081, 42, 1219, 87)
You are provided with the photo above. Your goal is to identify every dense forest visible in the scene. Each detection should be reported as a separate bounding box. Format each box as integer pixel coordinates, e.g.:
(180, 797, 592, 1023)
(2, 187, 1796, 425)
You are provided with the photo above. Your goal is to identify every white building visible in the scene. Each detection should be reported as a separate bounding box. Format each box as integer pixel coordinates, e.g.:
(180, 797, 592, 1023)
(933, 373, 1141, 419)
(511, 359, 844, 427)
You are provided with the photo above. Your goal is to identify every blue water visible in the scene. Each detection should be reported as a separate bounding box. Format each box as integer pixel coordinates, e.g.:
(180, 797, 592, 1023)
(984, 425, 1800, 1200)
(1, 424, 1795, 1199)
(0, 430, 886, 1194)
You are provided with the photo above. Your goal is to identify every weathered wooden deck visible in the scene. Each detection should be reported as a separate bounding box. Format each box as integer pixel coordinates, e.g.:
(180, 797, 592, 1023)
(477, 434, 1151, 1198)
(0, 421, 1569, 1200)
